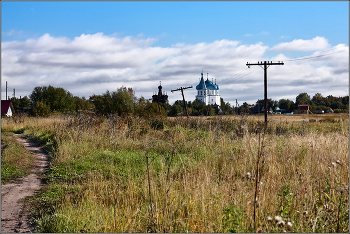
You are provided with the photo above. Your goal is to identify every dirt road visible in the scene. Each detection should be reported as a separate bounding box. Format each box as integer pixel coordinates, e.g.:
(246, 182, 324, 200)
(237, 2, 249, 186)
(1, 135, 49, 233)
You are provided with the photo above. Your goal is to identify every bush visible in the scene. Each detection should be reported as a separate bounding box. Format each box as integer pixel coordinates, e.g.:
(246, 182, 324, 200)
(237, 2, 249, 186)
(33, 101, 50, 117)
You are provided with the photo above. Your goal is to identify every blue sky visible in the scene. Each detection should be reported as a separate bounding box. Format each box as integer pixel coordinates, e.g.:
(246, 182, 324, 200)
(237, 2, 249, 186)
(1, 1, 349, 105)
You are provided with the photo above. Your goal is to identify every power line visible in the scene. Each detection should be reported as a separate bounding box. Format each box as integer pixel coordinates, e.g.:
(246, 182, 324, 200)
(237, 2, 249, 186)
(220, 66, 259, 85)
(284, 47, 345, 62)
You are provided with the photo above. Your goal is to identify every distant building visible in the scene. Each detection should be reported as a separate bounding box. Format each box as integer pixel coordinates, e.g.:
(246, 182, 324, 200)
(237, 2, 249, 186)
(152, 82, 168, 104)
(1, 100, 15, 117)
(195, 72, 220, 105)
(295, 104, 313, 114)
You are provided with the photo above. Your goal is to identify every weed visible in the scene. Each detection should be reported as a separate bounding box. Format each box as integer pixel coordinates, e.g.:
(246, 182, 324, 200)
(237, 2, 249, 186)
(1, 114, 348, 232)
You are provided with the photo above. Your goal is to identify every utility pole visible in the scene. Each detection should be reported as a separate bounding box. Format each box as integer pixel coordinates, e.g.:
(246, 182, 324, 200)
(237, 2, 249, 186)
(171, 86, 193, 117)
(246, 61, 284, 125)
(13, 88, 15, 99)
(6, 81, 8, 100)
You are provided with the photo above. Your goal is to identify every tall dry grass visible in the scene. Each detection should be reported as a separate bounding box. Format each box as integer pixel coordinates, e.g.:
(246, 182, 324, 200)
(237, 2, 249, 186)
(1, 113, 348, 232)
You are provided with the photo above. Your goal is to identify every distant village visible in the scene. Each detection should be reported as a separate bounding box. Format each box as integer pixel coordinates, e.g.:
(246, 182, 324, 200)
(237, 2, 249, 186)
(1, 72, 349, 117)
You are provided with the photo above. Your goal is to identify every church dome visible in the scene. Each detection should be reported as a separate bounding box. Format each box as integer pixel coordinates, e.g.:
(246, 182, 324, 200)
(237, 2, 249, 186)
(205, 78, 219, 90)
(196, 73, 207, 90)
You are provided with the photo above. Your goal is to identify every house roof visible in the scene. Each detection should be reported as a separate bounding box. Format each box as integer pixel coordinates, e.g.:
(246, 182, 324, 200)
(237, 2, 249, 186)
(1, 100, 13, 115)
(299, 104, 309, 106)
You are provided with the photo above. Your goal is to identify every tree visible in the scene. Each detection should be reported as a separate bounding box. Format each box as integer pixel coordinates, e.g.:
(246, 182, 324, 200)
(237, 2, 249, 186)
(74, 96, 94, 111)
(29, 85, 76, 113)
(33, 101, 50, 117)
(238, 102, 251, 114)
(89, 87, 135, 116)
(312, 93, 323, 105)
(168, 104, 182, 117)
(295, 92, 311, 106)
(19, 96, 31, 109)
(190, 99, 207, 116)
(278, 99, 295, 110)
(220, 98, 232, 115)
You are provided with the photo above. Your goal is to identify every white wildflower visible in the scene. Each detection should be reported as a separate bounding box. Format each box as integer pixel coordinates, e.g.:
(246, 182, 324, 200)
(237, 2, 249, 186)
(286, 221, 292, 231)
(275, 215, 282, 222)
(246, 172, 251, 179)
(278, 220, 285, 227)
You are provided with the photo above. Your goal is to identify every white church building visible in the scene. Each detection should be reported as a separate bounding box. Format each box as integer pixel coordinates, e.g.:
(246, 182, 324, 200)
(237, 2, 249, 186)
(195, 72, 220, 105)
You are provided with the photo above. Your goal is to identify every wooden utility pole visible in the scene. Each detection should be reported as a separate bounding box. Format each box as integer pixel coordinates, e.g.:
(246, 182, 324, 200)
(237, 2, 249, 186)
(6, 81, 8, 100)
(246, 61, 284, 125)
(171, 86, 193, 117)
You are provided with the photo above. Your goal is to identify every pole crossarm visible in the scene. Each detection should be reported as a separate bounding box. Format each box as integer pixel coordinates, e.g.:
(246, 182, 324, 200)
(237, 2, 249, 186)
(171, 86, 193, 93)
(246, 61, 284, 66)
(171, 86, 193, 117)
(245, 61, 284, 125)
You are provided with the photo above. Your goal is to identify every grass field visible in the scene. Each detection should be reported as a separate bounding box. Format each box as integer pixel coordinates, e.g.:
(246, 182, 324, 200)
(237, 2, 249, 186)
(1, 131, 34, 184)
(1, 113, 349, 232)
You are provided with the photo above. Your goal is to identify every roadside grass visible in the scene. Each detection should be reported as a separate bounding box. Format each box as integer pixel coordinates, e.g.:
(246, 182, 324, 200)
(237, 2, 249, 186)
(1, 133, 34, 184)
(2, 114, 348, 232)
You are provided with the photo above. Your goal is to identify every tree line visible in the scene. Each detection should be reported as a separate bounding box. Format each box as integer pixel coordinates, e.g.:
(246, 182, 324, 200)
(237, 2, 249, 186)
(9, 85, 349, 117)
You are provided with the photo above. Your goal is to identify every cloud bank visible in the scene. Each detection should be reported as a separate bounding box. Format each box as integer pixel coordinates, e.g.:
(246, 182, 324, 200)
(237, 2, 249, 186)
(1, 34, 348, 105)
(270, 36, 330, 51)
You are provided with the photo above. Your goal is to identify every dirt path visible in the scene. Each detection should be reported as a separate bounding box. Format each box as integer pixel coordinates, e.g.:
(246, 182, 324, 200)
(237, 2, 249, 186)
(1, 135, 49, 233)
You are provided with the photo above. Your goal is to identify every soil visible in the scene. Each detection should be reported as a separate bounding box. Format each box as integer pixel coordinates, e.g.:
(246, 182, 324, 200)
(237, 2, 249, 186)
(1, 135, 49, 233)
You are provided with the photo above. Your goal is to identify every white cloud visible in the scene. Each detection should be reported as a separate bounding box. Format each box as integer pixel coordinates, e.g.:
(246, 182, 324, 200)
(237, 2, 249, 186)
(244, 34, 253, 37)
(1, 33, 348, 105)
(280, 35, 289, 39)
(260, 31, 269, 36)
(270, 36, 330, 51)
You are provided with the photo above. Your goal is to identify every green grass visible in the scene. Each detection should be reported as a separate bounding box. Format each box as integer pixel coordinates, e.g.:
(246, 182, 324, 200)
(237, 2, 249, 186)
(2, 114, 349, 232)
(1, 133, 34, 184)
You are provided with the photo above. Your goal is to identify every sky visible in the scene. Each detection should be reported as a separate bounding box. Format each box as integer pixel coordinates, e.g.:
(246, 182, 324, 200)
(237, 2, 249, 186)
(1, 1, 349, 106)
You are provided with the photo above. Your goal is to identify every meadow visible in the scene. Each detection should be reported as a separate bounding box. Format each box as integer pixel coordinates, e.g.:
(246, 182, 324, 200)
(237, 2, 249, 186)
(1, 113, 349, 233)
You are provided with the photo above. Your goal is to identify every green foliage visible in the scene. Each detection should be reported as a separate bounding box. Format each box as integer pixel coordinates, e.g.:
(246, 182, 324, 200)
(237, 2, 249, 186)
(90, 87, 135, 116)
(10, 96, 32, 114)
(278, 98, 295, 110)
(189, 99, 206, 116)
(150, 119, 164, 130)
(222, 203, 246, 233)
(1, 134, 34, 184)
(221, 97, 232, 115)
(168, 104, 183, 116)
(33, 101, 51, 117)
(296, 92, 311, 106)
(30, 85, 76, 113)
(73, 96, 94, 111)
(256, 98, 279, 110)
(277, 184, 294, 217)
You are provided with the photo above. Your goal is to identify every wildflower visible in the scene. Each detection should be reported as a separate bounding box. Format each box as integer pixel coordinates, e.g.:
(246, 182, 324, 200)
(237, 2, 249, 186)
(246, 172, 252, 179)
(267, 216, 273, 222)
(331, 162, 336, 168)
(336, 160, 342, 166)
(303, 211, 308, 216)
(278, 220, 285, 227)
(286, 221, 292, 231)
(275, 215, 282, 223)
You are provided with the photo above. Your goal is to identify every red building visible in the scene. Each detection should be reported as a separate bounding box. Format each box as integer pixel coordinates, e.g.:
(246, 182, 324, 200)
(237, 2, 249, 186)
(1, 100, 15, 117)
(299, 104, 309, 111)
(295, 104, 313, 114)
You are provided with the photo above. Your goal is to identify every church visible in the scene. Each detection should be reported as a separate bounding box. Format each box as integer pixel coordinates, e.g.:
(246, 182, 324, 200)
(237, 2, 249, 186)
(195, 72, 220, 105)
